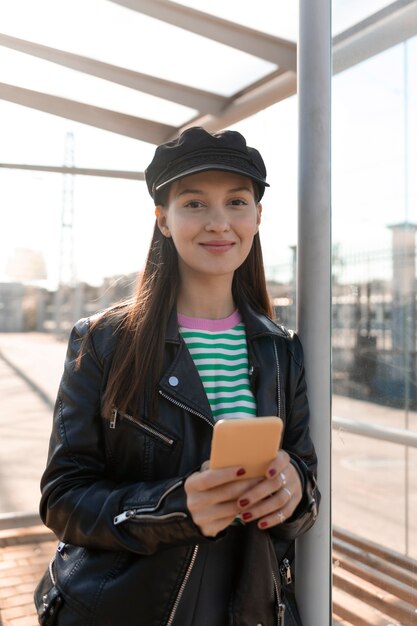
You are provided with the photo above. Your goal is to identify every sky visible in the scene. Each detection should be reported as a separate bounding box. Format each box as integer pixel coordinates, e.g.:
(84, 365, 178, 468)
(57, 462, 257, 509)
(0, 0, 416, 288)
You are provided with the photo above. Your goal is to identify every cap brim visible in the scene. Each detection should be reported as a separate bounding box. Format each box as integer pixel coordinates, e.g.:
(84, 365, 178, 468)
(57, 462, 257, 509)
(154, 163, 269, 192)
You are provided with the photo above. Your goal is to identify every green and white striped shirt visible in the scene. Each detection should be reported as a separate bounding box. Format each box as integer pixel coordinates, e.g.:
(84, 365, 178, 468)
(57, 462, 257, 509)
(178, 310, 257, 421)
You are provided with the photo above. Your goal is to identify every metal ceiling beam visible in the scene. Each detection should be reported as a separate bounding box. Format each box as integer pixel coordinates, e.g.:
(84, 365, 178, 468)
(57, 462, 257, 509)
(0, 33, 226, 114)
(0, 163, 145, 180)
(0, 1, 415, 145)
(333, 0, 417, 74)
(179, 0, 417, 134)
(181, 71, 297, 135)
(109, 0, 297, 70)
(0, 82, 175, 144)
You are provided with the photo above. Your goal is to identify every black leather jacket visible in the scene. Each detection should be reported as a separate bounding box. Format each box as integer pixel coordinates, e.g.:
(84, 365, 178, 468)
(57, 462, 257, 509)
(38, 304, 319, 626)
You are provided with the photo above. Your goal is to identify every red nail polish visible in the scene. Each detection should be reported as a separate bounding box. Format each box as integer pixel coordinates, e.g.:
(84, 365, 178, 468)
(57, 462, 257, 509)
(236, 468, 246, 477)
(268, 468, 277, 477)
(242, 511, 252, 521)
(239, 498, 250, 508)
(259, 521, 268, 528)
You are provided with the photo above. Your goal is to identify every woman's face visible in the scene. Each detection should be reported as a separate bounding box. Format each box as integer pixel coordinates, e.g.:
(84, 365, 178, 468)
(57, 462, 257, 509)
(156, 170, 262, 285)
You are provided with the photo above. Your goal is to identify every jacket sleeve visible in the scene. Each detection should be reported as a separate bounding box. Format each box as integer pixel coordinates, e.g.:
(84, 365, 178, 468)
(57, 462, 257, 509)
(39, 319, 207, 555)
(270, 333, 320, 541)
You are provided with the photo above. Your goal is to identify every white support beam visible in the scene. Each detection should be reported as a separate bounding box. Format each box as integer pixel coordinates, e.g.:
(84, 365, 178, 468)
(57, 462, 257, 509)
(109, 0, 296, 69)
(0, 163, 145, 180)
(0, 33, 226, 114)
(333, 0, 417, 74)
(297, 0, 332, 624)
(0, 82, 175, 144)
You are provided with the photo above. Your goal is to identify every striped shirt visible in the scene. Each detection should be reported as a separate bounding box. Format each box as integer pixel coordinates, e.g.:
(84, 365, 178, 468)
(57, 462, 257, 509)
(178, 310, 257, 421)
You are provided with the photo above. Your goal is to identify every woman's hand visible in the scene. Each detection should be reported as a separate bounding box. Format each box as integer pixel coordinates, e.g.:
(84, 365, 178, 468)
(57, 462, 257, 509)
(184, 463, 260, 537)
(236, 450, 303, 529)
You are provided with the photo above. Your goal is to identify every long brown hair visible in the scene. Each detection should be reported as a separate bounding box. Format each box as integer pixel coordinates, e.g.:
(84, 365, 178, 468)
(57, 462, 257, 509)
(84, 208, 272, 420)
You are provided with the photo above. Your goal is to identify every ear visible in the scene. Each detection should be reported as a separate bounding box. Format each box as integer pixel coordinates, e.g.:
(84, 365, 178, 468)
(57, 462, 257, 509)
(255, 203, 262, 232)
(155, 206, 171, 237)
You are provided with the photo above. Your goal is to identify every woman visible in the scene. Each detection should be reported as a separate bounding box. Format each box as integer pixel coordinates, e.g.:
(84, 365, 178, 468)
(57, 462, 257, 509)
(35, 127, 319, 626)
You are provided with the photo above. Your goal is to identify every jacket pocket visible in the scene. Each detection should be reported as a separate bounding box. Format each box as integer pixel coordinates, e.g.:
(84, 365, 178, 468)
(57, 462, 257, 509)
(104, 408, 180, 481)
(35, 543, 131, 625)
(118, 410, 176, 447)
(34, 557, 63, 626)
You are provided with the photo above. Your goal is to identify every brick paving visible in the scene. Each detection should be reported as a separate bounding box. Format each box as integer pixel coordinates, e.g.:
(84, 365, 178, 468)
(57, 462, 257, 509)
(0, 525, 55, 626)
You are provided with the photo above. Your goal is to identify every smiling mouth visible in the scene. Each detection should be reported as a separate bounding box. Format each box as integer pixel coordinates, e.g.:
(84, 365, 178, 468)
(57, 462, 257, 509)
(199, 241, 236, 252)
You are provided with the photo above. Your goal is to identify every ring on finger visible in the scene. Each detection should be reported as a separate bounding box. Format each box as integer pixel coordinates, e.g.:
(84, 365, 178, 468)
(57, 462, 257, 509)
(283, 487, 291, 500)
(277, 511, 285, 523)
(279, 471, 287, 486)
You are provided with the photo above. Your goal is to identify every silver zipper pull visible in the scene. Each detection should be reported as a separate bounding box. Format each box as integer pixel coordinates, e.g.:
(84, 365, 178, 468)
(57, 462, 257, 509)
(56, 542, 68, 559)
(57, 541, 66, 553)
(114, 509, 135, 525)
(280, 558, 292, 585)
(278, 602, 286, 625)
(248, 365, 255, 391)
(110, 408, 118, 429)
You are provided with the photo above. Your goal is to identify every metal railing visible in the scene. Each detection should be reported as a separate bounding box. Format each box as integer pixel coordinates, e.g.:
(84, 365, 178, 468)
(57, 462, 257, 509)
(332, 416, 417, 447)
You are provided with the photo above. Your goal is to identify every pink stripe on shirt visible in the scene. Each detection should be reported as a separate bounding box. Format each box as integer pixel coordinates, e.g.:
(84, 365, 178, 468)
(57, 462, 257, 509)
(177, 310, 242, 332)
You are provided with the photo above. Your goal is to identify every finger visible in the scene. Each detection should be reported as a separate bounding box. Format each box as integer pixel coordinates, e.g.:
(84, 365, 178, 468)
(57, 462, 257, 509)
(265, 449, 290, 480)
(192, 499, 241, 526)
(240, 455, 303, 509)
(188, 476, 260, 510)
(236, 471, 290, 510)
(198, 514, 237, 538)
(257, 500, 295, 529)
(189, 465, 250, 492)
(238, 486, 292, 522)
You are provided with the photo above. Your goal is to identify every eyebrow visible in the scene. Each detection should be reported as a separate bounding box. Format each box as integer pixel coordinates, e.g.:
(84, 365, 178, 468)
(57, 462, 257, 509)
(176, 186, 253, 198)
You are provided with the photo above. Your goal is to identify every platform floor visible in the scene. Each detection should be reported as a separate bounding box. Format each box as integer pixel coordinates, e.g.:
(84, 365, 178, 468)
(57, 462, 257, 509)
(1, 331, 416, 624)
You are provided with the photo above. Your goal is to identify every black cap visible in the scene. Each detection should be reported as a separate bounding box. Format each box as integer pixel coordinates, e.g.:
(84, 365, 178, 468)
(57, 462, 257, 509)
(145, 126, 269, 202)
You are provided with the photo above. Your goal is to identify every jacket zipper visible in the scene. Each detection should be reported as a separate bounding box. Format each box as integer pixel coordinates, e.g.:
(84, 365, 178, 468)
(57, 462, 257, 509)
(279, 558, 292, 585)
(166, 545, 199, 626)
(113, 480, 183, 525)
(114, 510, 187, 524)
(158, 390, 214, 429)
(157, 392, 211, 626)
(273, 570, 286, 626)
(110, 408, 174, 446)
(272, 341, 282, 419)
(48, 555, 56, 585)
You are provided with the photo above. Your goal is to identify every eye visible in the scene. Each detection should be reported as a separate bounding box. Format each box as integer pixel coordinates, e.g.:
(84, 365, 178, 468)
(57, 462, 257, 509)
(229, 198, 248, 206)
(184, 200, 205, 209)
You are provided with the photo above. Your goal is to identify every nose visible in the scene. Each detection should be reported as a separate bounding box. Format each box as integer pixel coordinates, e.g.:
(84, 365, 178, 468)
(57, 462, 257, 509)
(205, 206, 230, 232)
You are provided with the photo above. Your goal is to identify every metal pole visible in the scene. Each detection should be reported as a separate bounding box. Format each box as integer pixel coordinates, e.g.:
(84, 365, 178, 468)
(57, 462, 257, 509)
(296, 0, 332, 624)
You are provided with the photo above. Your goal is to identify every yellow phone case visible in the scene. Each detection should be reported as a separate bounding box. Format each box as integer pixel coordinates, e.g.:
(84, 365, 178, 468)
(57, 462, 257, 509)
(209, 416, 283, 478)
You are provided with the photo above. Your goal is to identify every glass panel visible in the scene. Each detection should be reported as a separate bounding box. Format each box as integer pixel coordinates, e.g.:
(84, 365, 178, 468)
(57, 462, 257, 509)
(231, 98, 298, 266)
(332, 428, 412, 554)
(0, 160, 156, 289)
(0, 47, 197, 126)
(331, 0, 417, 621)
(0, 98, 157, 166)
(0, 0, 276, 96)
(332, 0, 397, 35)
(175, 0, 298, 41)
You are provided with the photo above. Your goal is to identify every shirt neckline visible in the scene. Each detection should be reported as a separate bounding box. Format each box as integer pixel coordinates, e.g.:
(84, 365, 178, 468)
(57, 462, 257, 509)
(178, 310, 242, 332)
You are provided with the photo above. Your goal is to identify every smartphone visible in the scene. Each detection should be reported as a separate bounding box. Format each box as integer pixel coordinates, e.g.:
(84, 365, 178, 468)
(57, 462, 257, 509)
(209, 416, 283, 478)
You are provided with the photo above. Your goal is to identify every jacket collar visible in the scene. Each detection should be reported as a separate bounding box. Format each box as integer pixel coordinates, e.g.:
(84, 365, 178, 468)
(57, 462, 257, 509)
(239, 301, 290, 340)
